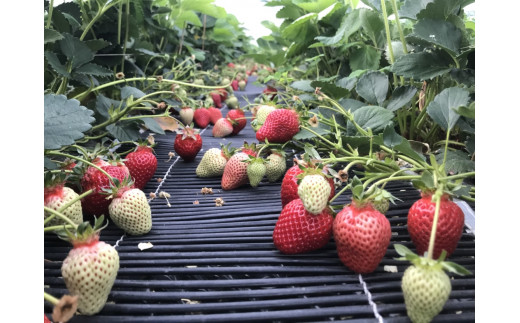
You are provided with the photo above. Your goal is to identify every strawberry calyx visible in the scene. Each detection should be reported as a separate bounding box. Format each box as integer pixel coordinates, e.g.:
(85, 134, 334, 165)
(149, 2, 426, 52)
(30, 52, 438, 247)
(220, 143, 237, 160)
(241, 141, 258, 157)
(177, 125, 200, 140)
(394, 244, 472, 276)
(101, 176, 134, 199)
(58, 215, 108, 248)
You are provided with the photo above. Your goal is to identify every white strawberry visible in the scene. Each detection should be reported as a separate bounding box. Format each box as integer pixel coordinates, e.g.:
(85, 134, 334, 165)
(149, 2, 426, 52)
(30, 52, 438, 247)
(179, 106, 194, 126)
(108, 183, 152, 235)
(196, 145, 235, 178)
(60, 216, 119, 315)
(297, 174, 332, 215)
(265, 150, 286, 183)
(44, 178, 83, 227)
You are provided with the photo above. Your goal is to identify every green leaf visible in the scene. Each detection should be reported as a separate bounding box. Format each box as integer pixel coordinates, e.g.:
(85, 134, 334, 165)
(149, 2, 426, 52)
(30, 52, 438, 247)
(338, 98, 365, 113)
(355, 71, 389, 106)
(141, 118, 165, 135)
(106, 122, 141, 142)
(426, 87, 470, 131)
(121, 86, 146, 100)
(44, 51, 70, 77)
(44, 29, 64, 44)
(399, 0, 433, 19)
(276, 5, 304, 19)
(455, 101, 475, 119)
(335, 77, 357, 91)
(59, 33, 94, 69)
(281, 13, 317, 41)
(95, 95, 122, 120)
(311, 81, 350, 99)
(394, 139, 427, 162)
(442, 260, 472, 276)
(51, 8, 71, 34)
(291, 80, 315, 92)
(74, 63, 113, 76)
(416, 0, 473, 20)
(385, 86, 418, 112)
(412, 19, 462, 54)
(293, 0, 336, 13)
(44, 94, 95, 150)
(293, 125, 331, 140)
(435, 150, 474, 174)
(391, 51, 453, 80)
(349, 45, 381, 71)
(382, 125, 402, 148)
(84, 39, 111, 52)
(360, 8, 385, 47)
(44, 157, 59, 170)
(394, 243, 417, 258)
(180, 0, 226, 18)
(347, 106, 394, 135)
(315, 9, 362, 46)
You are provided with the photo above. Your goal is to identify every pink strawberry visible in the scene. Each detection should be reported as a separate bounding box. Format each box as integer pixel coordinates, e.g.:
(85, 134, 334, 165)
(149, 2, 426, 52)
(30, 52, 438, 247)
(227, 109, 247, 135)
(231, 80, 239, 91)
(61, 216, 119, 315)
(81, 159, 132, 217)
(174, 126, 202, 161)
(273, 198, 333, 254)
(208, 106, 222, 125)
(217, 88, 228, 102)
(263, 85, 278, 100)
(193, 107, 210, 128)
(124, 143, 157, 190)
(227, 62, 235, 68)
(333, 201, 391, 273)
(212, 118, 233, 138)
(221, 152, 250, 190)
(256, 109, 300, 143)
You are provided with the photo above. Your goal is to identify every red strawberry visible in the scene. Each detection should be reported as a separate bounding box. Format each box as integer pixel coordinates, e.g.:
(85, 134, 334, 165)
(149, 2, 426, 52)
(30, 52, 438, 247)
(256, 109, 300, 143)
(210, 91, 222, 109)
(174, 126, 202, 162)
(227, 109, 247, 135)
(273, 198, 333, 254)
(212, 118, 233, 138)
(231, 80, 239, 91)
(263, 85, 278, 100)
(124, 143, 157, 190)
(221, 152, 250, 190)
(208, 106, 222, 125)
(193, 107, 210, 128)
(227, 62, 235, 68)
(217, 88, 228, 102)
(333, 201, 392, 273)
(280, 164, 335, 208)
(44, 314, 51, 323)
(407, 192, 464, 259)
(81, 159, 132, 217)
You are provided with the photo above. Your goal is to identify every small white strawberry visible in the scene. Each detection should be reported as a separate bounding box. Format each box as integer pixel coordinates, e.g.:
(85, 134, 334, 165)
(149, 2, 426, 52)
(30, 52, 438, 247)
(107, 179, 152, 235)
(196, 144, 235, 178)
(179, 106, 194, 126)
(297, 173, 332, 215)
(60, 216, 119, 315)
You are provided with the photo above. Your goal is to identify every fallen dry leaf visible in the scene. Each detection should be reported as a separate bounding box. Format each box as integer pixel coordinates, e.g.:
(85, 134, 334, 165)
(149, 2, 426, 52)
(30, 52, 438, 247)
(201, 187, 213, 195)
(193, 200, 199, 205)
(215, 197, 224, 207)
(138, 242, 154, 251)
(153, 116, 179, 132)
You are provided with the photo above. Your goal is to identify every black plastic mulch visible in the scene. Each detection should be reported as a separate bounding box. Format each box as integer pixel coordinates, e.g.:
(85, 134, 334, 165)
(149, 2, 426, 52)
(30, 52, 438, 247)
(44, 77, 475, 322)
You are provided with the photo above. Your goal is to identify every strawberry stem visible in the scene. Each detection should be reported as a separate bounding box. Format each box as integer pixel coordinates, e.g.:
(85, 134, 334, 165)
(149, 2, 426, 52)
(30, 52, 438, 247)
(43, 206, 79, 228)
(44, 291, 59, 305)
(427, 186, 444, 260)
(44, 224, 77, 233)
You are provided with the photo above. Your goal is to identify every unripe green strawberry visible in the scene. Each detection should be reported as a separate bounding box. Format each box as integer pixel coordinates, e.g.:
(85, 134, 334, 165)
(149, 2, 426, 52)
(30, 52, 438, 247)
(402, 263, 451, 323)
(297, 174, 332, 215)
(265, 151, 286, 183)
(196, 145, 234, 177)
(238, 80, 246, 91)
(247, 158, 266, 187)
(108, 186, 152, 235)
(60, 216, 119, 315)
(225, 95, 239, 109)
(371, 198, 390, 214)
(44, 181, 83, 227)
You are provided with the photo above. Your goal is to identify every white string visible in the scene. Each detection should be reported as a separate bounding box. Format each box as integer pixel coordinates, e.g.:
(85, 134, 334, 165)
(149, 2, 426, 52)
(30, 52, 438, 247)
(359, 274, 384, 323)
(114, 127, 209, 247)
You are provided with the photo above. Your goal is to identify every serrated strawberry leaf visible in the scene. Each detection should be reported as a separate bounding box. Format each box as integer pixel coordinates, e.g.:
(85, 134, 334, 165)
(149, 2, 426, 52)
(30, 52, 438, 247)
(427, 87, 470, 131)
(121, 86, 146, 99)
(141, 118, 166, 135)
(44, 51, 70, 77)
(355, 71, 389, 106)
(44, 28, 64, 44)
(74, 63, 113, 76)
(59, 33, 94, 69)
(44, 94, 95, 150)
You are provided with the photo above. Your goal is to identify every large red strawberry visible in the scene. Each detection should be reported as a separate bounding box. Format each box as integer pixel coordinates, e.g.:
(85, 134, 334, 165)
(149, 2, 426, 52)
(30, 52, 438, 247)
(208, 106, 222, 125)
(256, 109, 300, 143)
(221, 152, 250, 190)
(333, 201, 392, 273)
(407, 192, 464, 259)
(193, 107, 210, 128)
(273, 198, 333, 254)
(280, 164, 335, 208)
(124, 143, 157, 190)
(174, 126, 202, 162)
(227, 109, 247, 135)
(81, 159, 132, 217)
